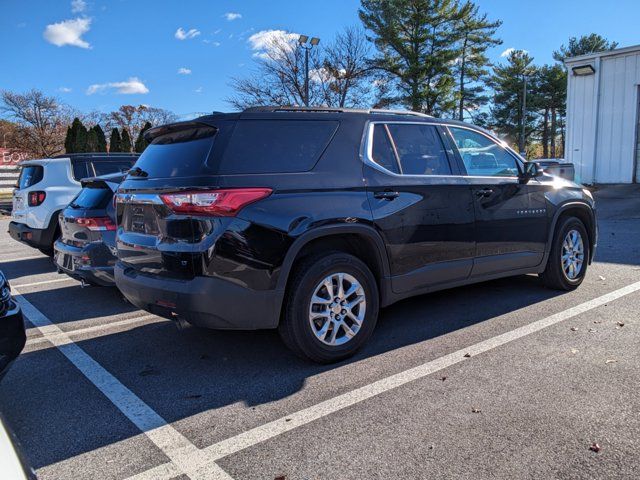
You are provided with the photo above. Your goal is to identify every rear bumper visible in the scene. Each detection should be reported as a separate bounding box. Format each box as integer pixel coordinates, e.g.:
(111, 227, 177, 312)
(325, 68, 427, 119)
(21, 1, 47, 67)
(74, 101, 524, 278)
(114, 263, 283, 330)
(8, 221, 54, 250)
(53, 241, 116, 286)
(0, 301, 26, 381)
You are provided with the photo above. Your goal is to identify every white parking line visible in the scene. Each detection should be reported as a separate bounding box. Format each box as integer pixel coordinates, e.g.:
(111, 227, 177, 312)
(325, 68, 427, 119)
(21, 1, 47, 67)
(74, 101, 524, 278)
(12, 286, 234, 480)
(13, 277, 76, 289)
(0, 254, 48, 263)
(25, 314, 165, 349)
(127, 280, 640, 480)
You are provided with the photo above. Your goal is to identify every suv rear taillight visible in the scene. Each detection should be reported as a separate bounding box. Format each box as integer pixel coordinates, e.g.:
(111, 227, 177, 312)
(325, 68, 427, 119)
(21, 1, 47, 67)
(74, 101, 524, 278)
(76, 217, 117, 231)
(160, 188, 272, 216)
(28, 191, 46, 206)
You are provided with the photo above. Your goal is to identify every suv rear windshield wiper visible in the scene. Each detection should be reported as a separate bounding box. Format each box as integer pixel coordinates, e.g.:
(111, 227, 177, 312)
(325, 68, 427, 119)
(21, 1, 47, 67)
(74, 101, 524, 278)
(128, 167, 148, 178)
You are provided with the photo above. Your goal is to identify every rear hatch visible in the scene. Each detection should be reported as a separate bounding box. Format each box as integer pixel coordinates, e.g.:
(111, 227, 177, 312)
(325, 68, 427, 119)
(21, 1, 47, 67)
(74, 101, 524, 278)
(116, 122, 224, 279)
(59, 175, 120, 248)
(12, 162, 45, 222)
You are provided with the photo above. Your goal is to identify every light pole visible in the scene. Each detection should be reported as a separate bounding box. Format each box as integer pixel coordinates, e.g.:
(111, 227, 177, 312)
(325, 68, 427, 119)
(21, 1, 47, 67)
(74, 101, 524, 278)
(520, 74, 528, 157)
(298, 35, 320, 107)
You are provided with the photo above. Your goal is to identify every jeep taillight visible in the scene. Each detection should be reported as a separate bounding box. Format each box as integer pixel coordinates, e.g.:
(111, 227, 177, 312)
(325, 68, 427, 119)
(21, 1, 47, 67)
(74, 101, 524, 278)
(76, 217, 117, 231)
(159, 188, 272, 216)
(28, 191, 46, 206)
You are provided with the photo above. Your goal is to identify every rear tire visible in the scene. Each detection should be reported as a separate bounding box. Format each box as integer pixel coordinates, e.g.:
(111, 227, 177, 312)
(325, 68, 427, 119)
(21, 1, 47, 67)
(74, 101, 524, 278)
(540, 217, 589, 291)
(279, 252, 379, 364)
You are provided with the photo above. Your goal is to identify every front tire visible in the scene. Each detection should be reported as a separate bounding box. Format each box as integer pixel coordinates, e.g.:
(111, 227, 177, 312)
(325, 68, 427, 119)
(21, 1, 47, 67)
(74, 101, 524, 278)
(279, 252, 379, 363)
(540, 216, 589, 290)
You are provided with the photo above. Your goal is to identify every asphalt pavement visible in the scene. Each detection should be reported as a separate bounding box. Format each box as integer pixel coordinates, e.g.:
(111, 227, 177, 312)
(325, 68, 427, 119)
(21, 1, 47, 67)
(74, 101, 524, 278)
(0, 185, 638, 480)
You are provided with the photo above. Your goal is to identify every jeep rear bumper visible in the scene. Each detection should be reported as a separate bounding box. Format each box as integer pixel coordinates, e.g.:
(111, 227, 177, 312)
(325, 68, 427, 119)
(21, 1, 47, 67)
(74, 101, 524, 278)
(114, 263, 283, 330)
(8, 221, 56, 250)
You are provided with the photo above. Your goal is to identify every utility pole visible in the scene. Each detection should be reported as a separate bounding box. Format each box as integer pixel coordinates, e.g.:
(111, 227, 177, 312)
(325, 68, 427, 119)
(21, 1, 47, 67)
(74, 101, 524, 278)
(298, 35, 320, 107)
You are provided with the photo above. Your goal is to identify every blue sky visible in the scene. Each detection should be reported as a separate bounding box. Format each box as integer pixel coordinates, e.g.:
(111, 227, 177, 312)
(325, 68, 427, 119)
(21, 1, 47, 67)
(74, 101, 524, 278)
(2, 0, 639, 118)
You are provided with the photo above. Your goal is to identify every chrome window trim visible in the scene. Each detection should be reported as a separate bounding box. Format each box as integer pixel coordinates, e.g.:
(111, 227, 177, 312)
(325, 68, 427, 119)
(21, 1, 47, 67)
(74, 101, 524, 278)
(362, 120, 522, 181)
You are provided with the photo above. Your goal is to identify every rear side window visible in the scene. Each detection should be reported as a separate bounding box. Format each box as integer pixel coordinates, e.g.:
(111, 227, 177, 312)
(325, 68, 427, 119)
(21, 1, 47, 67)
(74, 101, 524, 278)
(386, 124, 452, 175)
(72, 160, 91, 181)
(18, 165, 44, 189)
(92, 160, 135, 176)
(132, 126, 216, 178)
(216, 120, 339, 174)
(69, 186, 112, 209)
(371, 124, 400, 174)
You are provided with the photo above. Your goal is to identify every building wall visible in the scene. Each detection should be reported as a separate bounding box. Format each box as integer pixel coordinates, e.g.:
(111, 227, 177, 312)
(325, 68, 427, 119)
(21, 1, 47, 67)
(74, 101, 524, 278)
(566, 49, 640, 184)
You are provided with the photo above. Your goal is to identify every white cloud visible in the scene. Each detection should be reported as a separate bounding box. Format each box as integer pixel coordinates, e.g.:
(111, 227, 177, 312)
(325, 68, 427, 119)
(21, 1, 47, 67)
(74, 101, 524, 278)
(86, 77, 149, 95)
(175, 27, 200, 40)
(58, 87, 72, 93)
(43, 17, 91, 49)
(248, 29, 299, 60)
(194, 87, 203, 93)
(177, 67, 192, 75)
(202, 39, 221, 46)
(71, 0, 87, 13)
(500, 47, 528, 58)
(223, 12, 242, 21)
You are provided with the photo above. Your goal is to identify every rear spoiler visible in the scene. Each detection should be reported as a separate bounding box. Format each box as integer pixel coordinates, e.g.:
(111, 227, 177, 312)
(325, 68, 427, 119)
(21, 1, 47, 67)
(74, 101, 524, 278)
(80, 173, 126, 192)
(144, 120, 217, 143)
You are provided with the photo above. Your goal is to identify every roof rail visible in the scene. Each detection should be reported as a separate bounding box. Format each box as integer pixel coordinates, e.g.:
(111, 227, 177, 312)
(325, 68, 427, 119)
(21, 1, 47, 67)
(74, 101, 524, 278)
(241, 105, 432, 117)
(53, 152, 140, 158)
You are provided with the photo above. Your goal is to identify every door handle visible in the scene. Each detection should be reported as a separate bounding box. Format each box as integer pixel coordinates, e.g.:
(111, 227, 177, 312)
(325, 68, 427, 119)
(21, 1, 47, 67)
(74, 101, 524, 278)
(475, 188, 494, 198)
(374, 190, 400, 201)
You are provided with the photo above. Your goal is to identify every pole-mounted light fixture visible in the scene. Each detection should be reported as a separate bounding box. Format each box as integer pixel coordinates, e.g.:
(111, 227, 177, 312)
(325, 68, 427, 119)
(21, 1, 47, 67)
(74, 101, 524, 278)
(297, 33, 321, 107)
(572, 64, 596, 76)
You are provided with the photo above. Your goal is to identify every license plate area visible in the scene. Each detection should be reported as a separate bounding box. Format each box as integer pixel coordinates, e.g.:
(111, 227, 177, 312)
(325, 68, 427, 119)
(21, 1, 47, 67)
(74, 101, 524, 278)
(123, 204, 160, 235)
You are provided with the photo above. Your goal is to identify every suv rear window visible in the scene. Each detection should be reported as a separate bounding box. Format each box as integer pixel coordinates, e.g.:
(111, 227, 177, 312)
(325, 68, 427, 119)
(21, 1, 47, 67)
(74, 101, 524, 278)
(18, 165, 44, 189)
(69, 185, 111, 209)
(131, 126, 217, 178)
(92, 160, 134, 176)
(216, 120, 339, 174)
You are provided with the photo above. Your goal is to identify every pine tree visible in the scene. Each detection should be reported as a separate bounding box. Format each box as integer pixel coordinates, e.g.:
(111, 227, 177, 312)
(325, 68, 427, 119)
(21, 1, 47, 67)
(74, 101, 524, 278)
(86, 128, 99, 152)
(489, 50, 538, 153)
(121, 128, 132, 153)
(73, 120, 89, 153)
(109, 128, 122, 152)
(134, 122, 152, 153)
(553, 34, 618, 63)
(359, 0, 473, 115)
(92, 125, 107, 152)
(65, 117, 87, 153)
(64, 125, 74, 153)
(454, 6, 502, 121)
(533, 65, 566, 158)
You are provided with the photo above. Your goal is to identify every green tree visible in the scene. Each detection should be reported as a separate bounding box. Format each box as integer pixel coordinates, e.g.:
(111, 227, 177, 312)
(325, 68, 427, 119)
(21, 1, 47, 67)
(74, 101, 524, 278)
(359, 0, 473, 114)
(454, 5, 502, 121)
(121, 128, 132, 153)
(533, 65, 566, 158)
(134, 121, 152, 153)
(489, 49, 538, 153)
(65, 117, 88, 153)
(553, 33, 618, 63)
(86, 128, 99, 152)
(92, 125, 107, 151)
(64, 125, 73, 153)
(109, 128, 122, 152)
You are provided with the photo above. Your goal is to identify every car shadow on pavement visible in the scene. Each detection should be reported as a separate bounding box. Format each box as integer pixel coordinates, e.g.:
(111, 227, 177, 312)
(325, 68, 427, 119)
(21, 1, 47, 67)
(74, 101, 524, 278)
(0, 274, 566, 469)
(1, 256, 57, 282)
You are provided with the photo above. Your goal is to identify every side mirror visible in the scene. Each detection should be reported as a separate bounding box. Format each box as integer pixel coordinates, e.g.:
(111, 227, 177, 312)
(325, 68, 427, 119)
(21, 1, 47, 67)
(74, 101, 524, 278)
(519, 162, 540, 183)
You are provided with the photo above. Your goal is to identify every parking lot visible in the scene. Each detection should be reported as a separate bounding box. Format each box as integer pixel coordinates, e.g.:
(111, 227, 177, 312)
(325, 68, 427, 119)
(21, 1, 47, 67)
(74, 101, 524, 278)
(0, 185, 638, 480)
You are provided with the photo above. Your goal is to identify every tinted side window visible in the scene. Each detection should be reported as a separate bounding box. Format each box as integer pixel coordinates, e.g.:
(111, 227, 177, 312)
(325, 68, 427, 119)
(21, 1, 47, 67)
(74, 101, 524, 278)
(18, 165, 44, 189)
(92, 160, 135, 176)
(72, 160, 91, 181)
(217, 120, 339, 174)
(386, 124, 452, 175)
(132, 126, 217, 178)
(371, 124, 400, 174)
(449, 127, 519, 177)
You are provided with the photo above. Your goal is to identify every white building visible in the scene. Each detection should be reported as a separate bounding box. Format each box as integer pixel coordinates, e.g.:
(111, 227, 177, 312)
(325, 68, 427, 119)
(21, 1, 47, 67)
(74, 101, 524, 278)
(565, 45, 640, 184)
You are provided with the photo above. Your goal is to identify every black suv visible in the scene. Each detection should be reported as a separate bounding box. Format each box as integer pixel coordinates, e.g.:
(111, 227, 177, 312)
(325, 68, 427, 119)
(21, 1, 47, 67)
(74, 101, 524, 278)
(115, 107, 596, 363)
